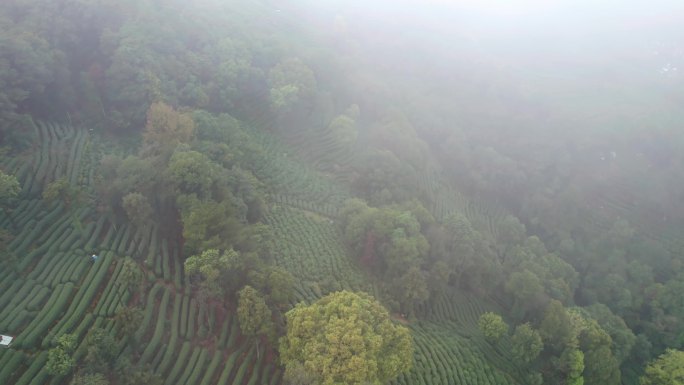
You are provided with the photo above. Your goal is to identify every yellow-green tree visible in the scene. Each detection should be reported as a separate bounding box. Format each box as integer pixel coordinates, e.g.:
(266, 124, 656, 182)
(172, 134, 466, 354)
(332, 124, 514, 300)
(46, 334, 76, 376)
(279, 291, 413, 385)
(237, 285, 274, 359)
(0, 170, 20, 228)
(511, 323, 543, 365)
(640, 349, 684, 385)
(478, 312, 508, 343)
(0, 170, 19, 203)
(184, 248, 238, 300)
(43, 178, 82, 209)
(141, 101, 194, 160)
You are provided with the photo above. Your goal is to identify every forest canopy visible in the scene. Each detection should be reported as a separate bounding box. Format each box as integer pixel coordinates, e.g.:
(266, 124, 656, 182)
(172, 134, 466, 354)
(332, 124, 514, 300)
(0, 1, 683, 385)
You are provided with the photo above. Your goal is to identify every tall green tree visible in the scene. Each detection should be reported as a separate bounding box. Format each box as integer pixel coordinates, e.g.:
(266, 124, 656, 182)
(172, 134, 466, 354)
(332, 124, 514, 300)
(113, 306, 143, 342)
(165, 150, 216, 198)
(184, 248, 238, 300)
(511, 323, 543, 366)
(237, 285, 274, 359)
(141, 101, 194, 160)
(478, 312, 508, 343)
(556, 347, 585, 385)
(268, 58, 317, 114)
(0, 170, 19, 228)
(266, 267, 295, 307)
(640, 349, 684, 385)
(121, 192, 153, 228)
(46, 334, 76, 376)
(83, 328, 117, 374)
(280, 291, 413, 385)
(540, 300, 577, 353)
(0, 170, 19, 202)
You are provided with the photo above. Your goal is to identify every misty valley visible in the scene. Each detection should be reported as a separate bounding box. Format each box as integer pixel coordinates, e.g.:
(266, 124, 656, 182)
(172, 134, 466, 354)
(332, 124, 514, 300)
(0, 1, 683, 384)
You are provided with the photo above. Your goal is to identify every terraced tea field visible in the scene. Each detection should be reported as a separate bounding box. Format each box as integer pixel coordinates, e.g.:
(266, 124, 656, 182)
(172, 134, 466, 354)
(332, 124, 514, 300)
(0, 117, 527, 385)
(0, 119, 278, 385)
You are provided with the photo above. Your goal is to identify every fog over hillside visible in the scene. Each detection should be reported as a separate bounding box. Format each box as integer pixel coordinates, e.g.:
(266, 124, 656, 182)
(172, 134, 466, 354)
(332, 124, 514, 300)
(2, 1, 684, 384)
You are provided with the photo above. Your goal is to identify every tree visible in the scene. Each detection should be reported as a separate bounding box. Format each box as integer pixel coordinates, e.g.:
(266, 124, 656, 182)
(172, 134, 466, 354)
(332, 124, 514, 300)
(46, 334, 76, 376)
(0, 229, 17, 270)
(237, 285, 274, 359)
(266, 267, 295, 306)
(177, 196, 242, 252)
(113, 306, 143, 341)
(184, 248, 236, 300)
(495, 215, 526, 258)
(165, 150, 216, 197)
(83, 328, 117, 374)
(283, 362, 318, 385)
(43, 178, 69, 202)
(0, 18, 55, 123)
(43, 178, 82, 208)
(122, 192, 153, 228)
(394, 266, 429, 316)
(505, 269, 546, 321)
(573, 313, 620, 385)
(141, 101, 194, 160)
(511, 323, 543, 365)
(556, 347, 585, 385)
(119, 257, 144, 294)
(329, 105, 360, 146)
(540, 300, 577, 353)
(279, 291, 413, 385)
(0, 170, 20, 203)
(640, 349, 684, 385)
(583, 303, 635, 364)
(478, 312, 508, 343)
(268, 58, 317, 114)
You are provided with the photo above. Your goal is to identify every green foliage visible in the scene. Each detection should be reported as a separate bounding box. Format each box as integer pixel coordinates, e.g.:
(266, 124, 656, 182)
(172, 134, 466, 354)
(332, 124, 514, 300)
(0, 15, 55, 122)
(119, 257, 144, 294)
(165, 150, 216, 197)
(122, 192, 153, 228)
(0, 170, 20, 202)
(328, 106, 359, 146)
(478, 312, 508, 342)
(114, 306, 143, 340)
(495, 215, 527, 257)
(177, 195, 242, 252)
(394, 266, 429, 315)
(557, 347, 585, 385)
(43, 178, 82, 208)
(640, 349, 684, 385)
(582, 303, 636, 363)
(83, 328, 117, 374)
(237, 285, 274, 340)
(46, 334, 76, 376)
(511, 323, 543, 365)
(4, 0, 682, 382)
(570, 311, 620, 385)
(280, 291, 413, 385)
(505, 269, 545, 321)
(141, 101, 194, 159)
(540, 300, 577, 353)
(184, 248, 237, 300)
(268, 58, 317, 113)
(266, 267, 295, 306)
(339, 199, 432, 312)
(283, 362, 318, 385)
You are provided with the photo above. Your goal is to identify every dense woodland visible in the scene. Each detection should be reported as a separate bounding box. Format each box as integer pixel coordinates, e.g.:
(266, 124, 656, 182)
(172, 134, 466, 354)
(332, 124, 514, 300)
(1, 0, 684, 384)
